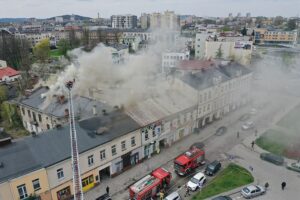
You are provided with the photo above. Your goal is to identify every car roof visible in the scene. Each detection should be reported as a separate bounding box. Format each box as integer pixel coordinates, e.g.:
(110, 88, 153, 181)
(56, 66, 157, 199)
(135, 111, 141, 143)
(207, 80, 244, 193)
(212, 196, 232, 200)
(165, 191, 180, 199)
(193, 172, 205, 179)
(246, 185, 257, 191)
(208, 160, 220, 166)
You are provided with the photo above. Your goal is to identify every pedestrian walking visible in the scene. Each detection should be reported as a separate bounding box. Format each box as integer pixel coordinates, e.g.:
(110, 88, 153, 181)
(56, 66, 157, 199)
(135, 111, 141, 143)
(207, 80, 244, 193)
(159, 190, 164, 200)
(251, 141, 255, 150)
(237, 131, 240, 139)
(264, 182, 269, 190)
(106, 186, 110, 194)
(249, 165, 254, 172)
(184, 186, 190, 197)
(281, 182, 286, 190)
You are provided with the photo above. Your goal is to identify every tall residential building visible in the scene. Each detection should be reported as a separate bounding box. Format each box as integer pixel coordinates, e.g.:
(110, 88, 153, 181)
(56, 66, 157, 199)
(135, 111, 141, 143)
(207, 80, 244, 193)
(246, 12, 251, 18)
(140, 13, 150, 29)
(111, 15, 138, 29)
(237, 12, 241, 18)
(150, 12, 162, 29)
(150, 11, 179, 30)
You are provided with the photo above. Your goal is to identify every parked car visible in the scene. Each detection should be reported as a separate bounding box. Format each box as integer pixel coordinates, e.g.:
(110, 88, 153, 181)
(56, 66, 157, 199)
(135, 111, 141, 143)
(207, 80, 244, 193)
(239, 114, 250, 121)
(260, 153, 284, 165)
(242, 121, 254, 130)
(211, 196, 232, 200)
(96, 193, 112, 200)
(241, 185, 266, 199)
(186, 172, 206, 191)
(205, 160, 221, 176)
(286, 162, 300, 173)
(164, 191, 182, 200)
(215, 126, 227, 136)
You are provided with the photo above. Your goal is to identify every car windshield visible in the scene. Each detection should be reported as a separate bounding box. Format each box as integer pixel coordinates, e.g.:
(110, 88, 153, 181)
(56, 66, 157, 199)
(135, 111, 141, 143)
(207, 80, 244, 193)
(190, 177, 199, 184)
(255, 186, 261, 191)
(243, 188, 250, 193)
(207, 165, 215, 170)
(174, 163, 185, 170)
(292, 163, 300, 168)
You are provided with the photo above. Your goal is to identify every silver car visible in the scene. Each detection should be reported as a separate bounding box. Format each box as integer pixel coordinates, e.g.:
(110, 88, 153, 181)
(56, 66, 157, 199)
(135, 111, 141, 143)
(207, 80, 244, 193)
(241, 185, 266, 199)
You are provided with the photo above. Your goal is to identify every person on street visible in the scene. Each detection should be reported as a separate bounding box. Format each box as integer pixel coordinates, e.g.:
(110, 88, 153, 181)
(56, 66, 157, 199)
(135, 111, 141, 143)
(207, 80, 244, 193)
(249, 165, 254, 172)
(281, 182, 286, 190)
(106, 186, 110, 194)
(265, 182, 269, 190)
(184, 186, 190, 197)
(159, 190, 164, 200)
(251, 141, 255, 150)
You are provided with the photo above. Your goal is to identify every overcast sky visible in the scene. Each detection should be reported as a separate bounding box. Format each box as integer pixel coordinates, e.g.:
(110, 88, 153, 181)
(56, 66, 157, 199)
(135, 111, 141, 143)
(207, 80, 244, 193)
(0, 0, 299, 18)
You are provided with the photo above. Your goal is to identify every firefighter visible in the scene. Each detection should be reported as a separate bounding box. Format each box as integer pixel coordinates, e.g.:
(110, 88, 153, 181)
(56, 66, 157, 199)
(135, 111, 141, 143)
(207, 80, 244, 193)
(159, 189, 164, 200)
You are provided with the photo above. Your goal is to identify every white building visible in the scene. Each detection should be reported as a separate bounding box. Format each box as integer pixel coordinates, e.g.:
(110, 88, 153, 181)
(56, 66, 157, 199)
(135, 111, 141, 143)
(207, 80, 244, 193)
(25, 32, 54, 47)
(111, 15, 137, 29)
(195, 32, 210, 59)
(108, 44, 129, 64)
(120, 35, 141, 52)
(162, 50, 190, 73)
(0, 60, 21, 83)
(140, 13, 150, 29)
(150, 11, 179, 30)
(55, 16, 64, 23)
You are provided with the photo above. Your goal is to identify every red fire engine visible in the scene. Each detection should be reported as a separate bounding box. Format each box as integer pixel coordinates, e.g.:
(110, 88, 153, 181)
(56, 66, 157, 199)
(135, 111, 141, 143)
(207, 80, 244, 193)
(174, 146, 205, 176)
(129, 167, 172, 200)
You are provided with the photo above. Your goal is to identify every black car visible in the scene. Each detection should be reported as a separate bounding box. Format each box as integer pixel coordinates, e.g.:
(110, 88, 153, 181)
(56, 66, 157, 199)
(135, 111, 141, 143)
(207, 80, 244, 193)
(205, 160, 221, 176)
(260, 153, 284, 165)
(96, 193, 112, 200)
(215, 126, 227, 136)
(211, 196, 232, 200)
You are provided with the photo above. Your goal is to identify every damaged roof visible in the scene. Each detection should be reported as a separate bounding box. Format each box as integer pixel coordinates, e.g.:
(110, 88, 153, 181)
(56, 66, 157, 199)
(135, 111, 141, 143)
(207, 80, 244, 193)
(18, 87, 113, 119)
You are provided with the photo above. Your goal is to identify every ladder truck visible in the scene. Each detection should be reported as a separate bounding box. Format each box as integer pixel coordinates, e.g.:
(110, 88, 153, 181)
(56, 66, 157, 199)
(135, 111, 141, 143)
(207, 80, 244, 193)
(66, 80, 84, 200)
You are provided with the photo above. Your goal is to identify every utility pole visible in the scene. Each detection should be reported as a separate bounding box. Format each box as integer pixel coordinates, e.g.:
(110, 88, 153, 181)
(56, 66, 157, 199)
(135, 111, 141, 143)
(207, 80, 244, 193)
(66, 80, 84, 200)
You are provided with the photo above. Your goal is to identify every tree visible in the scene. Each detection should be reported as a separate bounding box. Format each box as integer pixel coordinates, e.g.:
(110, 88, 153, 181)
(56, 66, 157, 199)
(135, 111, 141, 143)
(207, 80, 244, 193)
(221, 26, 231, 32)
(33, 39, 50, 63)
(241, 27, 247, 36)
(0, 85, 8, 103)
(57, 39, 71, 56)
(286, 19, 297, 31)
(215, 44, 223, 59)
(68, 30, 81, 49)
(274, 16, 284, 26)
(0, 102, 22, 128)
(82, 28, 90, 48)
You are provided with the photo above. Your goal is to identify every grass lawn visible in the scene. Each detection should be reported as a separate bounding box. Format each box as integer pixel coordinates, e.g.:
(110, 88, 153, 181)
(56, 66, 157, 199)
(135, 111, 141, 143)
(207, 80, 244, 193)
(255, 129, 287, 156)
(277, 104, 300, 132)
(50, 49, 63, 58)
(192, 164, 254, 200)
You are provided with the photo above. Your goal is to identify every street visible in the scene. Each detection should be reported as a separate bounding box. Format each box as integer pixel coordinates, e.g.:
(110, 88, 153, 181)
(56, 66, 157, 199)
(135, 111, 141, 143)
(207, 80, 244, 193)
(85, 72, 300, 200)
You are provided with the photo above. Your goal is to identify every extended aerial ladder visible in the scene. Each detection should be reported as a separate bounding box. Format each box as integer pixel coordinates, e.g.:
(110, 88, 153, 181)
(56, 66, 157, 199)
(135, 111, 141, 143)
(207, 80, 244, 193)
(66, 80, 84, 200)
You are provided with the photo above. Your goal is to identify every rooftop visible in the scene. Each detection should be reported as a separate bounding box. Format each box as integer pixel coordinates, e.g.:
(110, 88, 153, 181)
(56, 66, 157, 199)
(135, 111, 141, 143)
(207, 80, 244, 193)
(176, 60, 216, 70)
(0, 66, 20, 79)
(18, 87, 113, 119)
(0, 110, 140, 183)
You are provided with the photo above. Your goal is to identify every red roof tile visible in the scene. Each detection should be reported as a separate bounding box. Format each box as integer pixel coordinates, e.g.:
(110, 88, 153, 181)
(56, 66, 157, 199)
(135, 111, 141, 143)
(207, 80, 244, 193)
(0, 66, 20, 79)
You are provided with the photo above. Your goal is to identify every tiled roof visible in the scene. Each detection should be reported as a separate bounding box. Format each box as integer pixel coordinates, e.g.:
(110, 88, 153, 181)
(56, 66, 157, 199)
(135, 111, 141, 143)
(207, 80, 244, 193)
(0, 66, 20, 79)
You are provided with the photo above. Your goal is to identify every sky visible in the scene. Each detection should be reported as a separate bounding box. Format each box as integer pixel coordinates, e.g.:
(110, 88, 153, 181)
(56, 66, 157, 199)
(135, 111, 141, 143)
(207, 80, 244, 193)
(0, 0, 299, 18)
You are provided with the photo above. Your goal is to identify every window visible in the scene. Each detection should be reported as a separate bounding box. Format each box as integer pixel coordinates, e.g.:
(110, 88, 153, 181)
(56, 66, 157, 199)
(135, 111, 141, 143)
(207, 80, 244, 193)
(27, 110, 31, 118)
(100, 150, 106, 160)
(131, 137, 136, 147)
(46, 124, 50, 129)
(121, 141, 126, 151)
(111, 145, 117, 156)
(152, 130, 156, 137)
(21, 107, 25, 115)
(32, 179, 41, 191)
(38, 114, 42, 122)
(32, 112, 37, 122)
(17, 184, 28, 199)
(145, 132, 149, 141)
(57, 168, 64, 179)
(88, 155, 94, 166)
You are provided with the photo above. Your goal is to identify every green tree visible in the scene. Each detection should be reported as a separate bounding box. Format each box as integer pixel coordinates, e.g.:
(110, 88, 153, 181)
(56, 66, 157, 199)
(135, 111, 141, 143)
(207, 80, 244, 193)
(215, 44, 223, 59)
(0, 85, 8, 103)
(241, 27, 247, 36)
(0, 102, 22, 128)
(68, 30, 81, 49)
(33, 39, 50, 63)
(221, 26, 231, 32)
(274, 16, 284, 26)
(57, 39, 71, 56)
(82, 28, 90, 48)
(286, 19, 296, 31)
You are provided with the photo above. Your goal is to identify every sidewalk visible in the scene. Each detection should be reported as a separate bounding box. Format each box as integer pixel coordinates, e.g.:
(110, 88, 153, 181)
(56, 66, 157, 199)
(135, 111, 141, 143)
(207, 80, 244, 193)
(84, 106, 251, 200)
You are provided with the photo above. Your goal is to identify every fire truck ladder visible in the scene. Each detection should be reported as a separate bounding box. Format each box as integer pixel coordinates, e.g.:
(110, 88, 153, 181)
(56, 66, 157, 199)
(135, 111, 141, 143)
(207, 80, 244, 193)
(66, 81, 84, 200)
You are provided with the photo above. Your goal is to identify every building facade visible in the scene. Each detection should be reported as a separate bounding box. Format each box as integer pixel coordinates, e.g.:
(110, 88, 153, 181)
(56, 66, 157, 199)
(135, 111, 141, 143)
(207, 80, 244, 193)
(254, 28, 298, 46)
(111, 15, 138, 29)
(162, 50, 190, 73)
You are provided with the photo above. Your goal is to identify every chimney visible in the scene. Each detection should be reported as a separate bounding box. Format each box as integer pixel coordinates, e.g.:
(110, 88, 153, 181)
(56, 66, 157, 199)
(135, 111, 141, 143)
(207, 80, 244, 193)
(93, 105, 97, 116)
(64, 108, 69, 118)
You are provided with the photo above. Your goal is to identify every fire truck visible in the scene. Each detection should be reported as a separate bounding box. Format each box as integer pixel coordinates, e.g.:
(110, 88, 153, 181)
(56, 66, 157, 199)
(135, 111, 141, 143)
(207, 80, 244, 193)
(174, 146, 205, 176)
(129, 167, 172, 200)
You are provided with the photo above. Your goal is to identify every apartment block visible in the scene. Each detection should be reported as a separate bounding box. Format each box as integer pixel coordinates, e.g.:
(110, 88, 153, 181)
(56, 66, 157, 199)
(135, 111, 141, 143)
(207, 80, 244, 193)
(111, 15, 137, 29)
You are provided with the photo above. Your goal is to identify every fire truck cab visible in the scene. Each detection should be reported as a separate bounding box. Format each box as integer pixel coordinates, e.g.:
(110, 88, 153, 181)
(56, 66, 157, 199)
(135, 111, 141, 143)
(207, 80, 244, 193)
(129, 167, 172, 200)
(174, 147, 205, 176)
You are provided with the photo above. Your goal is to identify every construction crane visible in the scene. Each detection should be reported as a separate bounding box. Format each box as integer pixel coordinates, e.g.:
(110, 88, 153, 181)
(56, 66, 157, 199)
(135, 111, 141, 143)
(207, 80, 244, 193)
(65, 80, 84, 200)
